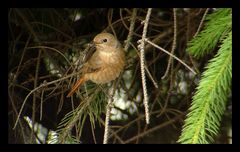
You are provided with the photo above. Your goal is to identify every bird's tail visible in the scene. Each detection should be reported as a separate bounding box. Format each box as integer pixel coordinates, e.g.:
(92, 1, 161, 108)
(67, 77, 86, 97)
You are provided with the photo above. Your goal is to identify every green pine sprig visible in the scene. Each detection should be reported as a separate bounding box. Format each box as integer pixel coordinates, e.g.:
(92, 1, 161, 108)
(55, 87, 107, 144)
(178, 8, 232, 144)
(187, 8, 231, 58)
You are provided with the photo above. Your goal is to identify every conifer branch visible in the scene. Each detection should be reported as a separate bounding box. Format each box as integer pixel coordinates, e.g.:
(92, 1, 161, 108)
(187, 9, 232, 58)
(178, 31, 232, 143)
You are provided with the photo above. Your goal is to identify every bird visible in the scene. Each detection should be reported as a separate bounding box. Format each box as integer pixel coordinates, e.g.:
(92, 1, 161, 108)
(67, 32, 125, 97)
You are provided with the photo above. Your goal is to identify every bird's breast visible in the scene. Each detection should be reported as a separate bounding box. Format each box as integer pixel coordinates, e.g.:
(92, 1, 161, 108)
(86, 49, 125, 84)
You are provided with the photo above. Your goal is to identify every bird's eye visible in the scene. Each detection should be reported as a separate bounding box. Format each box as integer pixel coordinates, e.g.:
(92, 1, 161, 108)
(103, 39, 108, 43)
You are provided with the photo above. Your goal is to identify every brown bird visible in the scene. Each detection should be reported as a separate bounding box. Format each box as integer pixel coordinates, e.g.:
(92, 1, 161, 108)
(67, 33, 125, 97)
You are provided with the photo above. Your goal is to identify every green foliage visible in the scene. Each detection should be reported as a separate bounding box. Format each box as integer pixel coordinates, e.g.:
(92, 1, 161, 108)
(187, 8, 232, 58)
(178, 9, 232, 144)
(56, 87, 107, 143)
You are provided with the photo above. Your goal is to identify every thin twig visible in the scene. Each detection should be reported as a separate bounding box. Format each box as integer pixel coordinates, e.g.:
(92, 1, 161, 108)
(40, 80, 47, 121)
(107, 9, 117, 37)
(91, 123, 97, 144)
(31, 21, 72, 39)
(124, 8, 137, 51)
(40, 87, 44, 121)
(13, 35, 31, 83)
(130, 43, 158, 88)
(187, 10, 200, 74)
(194, 8, 209, 37)
(119, 9, 141, 38)
(162, 8, 177, 79)
(13, 71, 82, 129)
(144, 65, 159, 89)
(138, 8, 152, 124)
(31, 49, 42, 142)
(27, 46, 71, 67)
(103, 78, 120, 144)
(99, 118, 124, 144)
(145, 39, 196, 75)
(124, 113, 184, 143)
(103, 87, 114, 144)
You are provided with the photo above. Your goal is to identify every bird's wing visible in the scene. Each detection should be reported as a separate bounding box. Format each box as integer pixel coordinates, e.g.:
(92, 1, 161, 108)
(82, 42, 96, 63)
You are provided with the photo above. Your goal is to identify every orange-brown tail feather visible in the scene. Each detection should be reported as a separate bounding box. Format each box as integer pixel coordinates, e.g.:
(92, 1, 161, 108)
(67, 77, 86, 97)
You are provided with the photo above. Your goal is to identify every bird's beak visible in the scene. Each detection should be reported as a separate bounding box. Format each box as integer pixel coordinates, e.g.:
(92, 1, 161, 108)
(94, 42, 99, 46)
